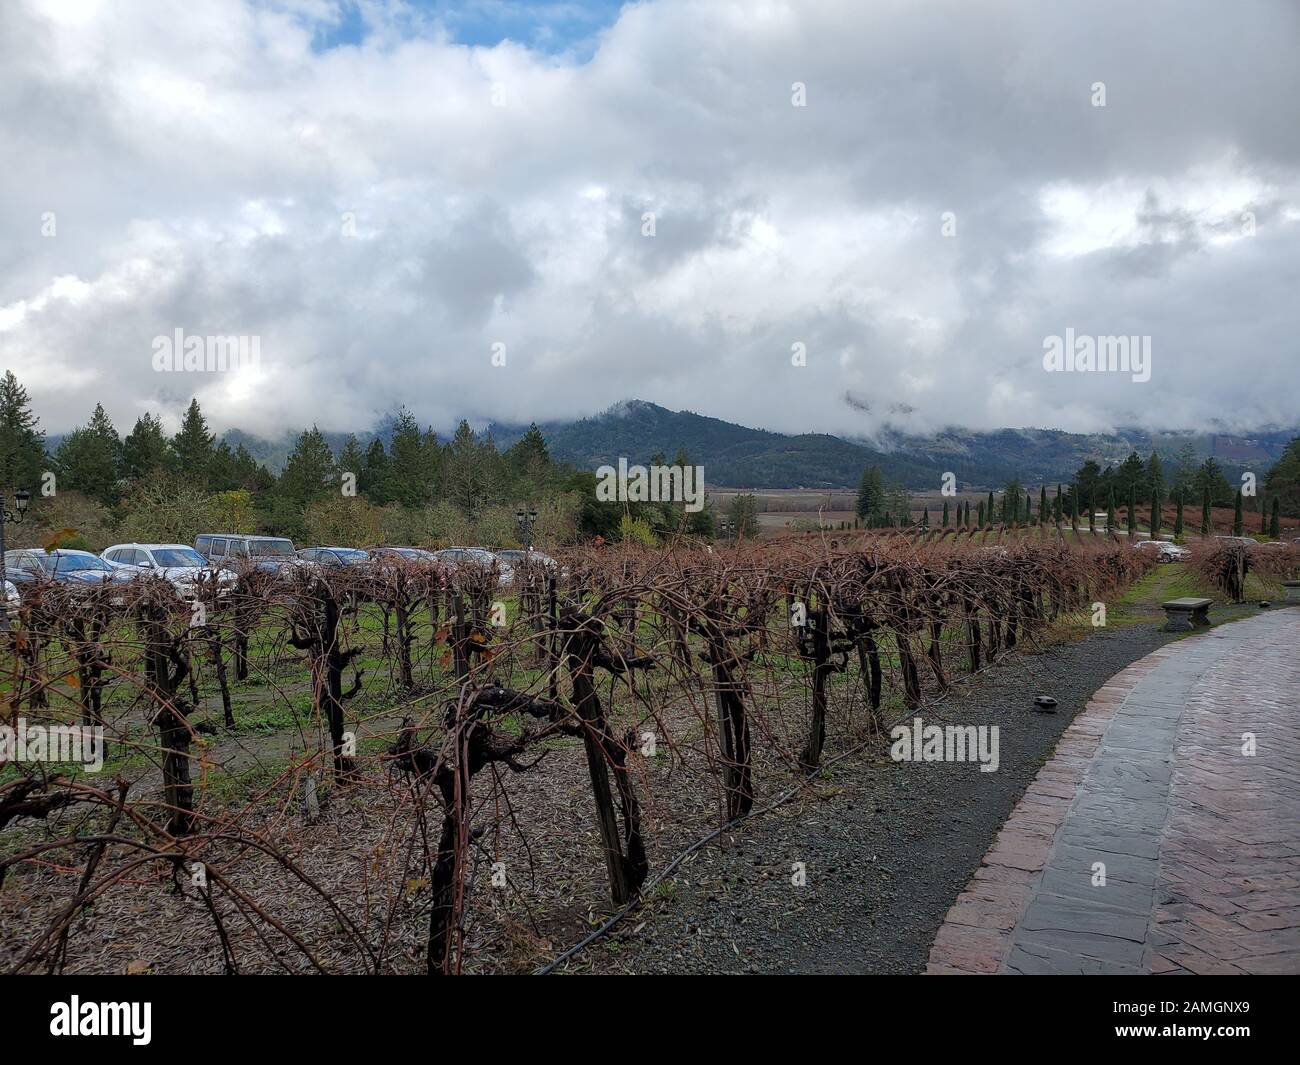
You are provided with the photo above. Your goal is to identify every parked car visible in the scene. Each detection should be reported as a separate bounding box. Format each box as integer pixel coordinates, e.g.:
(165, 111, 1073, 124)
(195, 534, 306, 576)
(495, 549, 557, 571)
(4, 579, 18, 607)
(1213, 535, 1256, 547)
(432, 547, 515, 589)
(4, 549, 135, 605)
(1135, 540, 1189, 562)
(369, 547, 440, 565)
(298, 547, 373, 570)
(102, 543, 236, 600)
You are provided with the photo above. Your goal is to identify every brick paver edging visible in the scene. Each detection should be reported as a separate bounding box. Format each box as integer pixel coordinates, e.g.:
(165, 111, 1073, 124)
(924, 643, 1184, 974)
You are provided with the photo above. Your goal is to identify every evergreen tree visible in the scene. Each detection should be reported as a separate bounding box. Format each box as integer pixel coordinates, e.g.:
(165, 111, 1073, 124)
(0, 370, 45, 493)
(922, 506, 930, 529)
(1150, 482, 1161, 537)
(1106, 487, 1117, 532)
(1201, 488, 1211, 536)
(1194, 457, 1231, 508)
(121, 413, 168, 482)
(336, 434, 367, 486)
(977, 501, 984, 527)
(1263, 436, 1300, 516)
(444, 420, 492, 515)
(1233, 489, 1243, 536)
(54, 403, 122, 506)
(1147, 451, 1165, 506)
(1039, 485, 1048, 525)
(1127, 481, 1137, 537)
(360, 439, 389, 502)
(855, 466, 885, 523)
(1270, 496, 1281, 538)
(942, 499, 950, 527)
(170, 399, 215, 487)
(1174, 490, 1184, 537)
(506, 423, 553, 496)
(279, 427, 337, 506)
(1259, 495, 1268, 535)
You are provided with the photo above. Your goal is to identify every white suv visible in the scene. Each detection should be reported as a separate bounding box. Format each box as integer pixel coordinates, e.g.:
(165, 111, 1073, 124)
(102, 543, 236, 600)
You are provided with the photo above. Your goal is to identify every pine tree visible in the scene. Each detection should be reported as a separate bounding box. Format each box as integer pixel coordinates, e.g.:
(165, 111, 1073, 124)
(280, 427, 337, 506)
(1233, 489, 1243, 536)
(170, 399, 215, 487)
(855, 466, 884, 523)
(121, 413, 168, 482)
(54, 403, 122, 506)
(445, 420, 492, 515)
(1270, 497, 1281, 539)
(360, 439, 389, 502)
(0, 370, 45, 493)
(336, 434, 367, 487)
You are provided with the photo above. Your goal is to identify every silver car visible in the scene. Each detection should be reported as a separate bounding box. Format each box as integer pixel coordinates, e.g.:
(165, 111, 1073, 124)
(102, 543, 236, 600)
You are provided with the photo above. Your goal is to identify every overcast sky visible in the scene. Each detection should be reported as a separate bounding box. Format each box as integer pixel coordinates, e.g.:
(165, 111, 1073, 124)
(2, 0, 1297, 443)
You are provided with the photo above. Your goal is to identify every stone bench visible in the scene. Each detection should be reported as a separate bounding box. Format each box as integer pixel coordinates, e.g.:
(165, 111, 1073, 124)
(1161, 597, 1212, 632)
(1284, 580, 1300, 604)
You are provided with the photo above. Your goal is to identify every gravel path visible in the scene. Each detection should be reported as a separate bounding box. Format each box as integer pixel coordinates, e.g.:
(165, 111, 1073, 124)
(580, 606, 1265, 974)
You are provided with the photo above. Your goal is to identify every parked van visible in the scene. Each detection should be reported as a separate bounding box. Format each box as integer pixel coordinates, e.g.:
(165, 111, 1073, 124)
(194, 534, 305, 576)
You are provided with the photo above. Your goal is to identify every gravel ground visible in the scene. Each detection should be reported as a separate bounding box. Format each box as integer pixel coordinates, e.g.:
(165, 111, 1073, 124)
(574, 604, 1265, 975)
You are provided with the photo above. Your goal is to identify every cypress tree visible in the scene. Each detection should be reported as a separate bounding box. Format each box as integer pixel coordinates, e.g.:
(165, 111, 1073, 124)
(1039, 485, 1048, 525)
(1174, 490, 1184, 537)
(1107, 487, 1117, 532)
(1150, 483, 1161, 538)
(1201, 489, 1211, 536)
(1260, 496, 1268, 534)
(1270, 497, 1281, 539)
(923, 506, 930, 529)
(1070, 490, 1079, 529)
(942, 499, 950, 527)
(977, 501, 984, 527)
(1233, 489, 1243, 536)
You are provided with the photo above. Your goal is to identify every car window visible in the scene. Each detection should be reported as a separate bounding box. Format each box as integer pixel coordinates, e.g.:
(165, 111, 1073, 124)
(154, 548, 204, 567)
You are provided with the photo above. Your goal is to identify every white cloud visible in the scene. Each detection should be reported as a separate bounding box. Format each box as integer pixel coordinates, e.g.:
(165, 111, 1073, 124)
(1, 0, 1298, 443)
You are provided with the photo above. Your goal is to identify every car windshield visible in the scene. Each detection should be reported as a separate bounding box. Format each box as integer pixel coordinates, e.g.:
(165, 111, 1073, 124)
(54, 554, 112, 573)
(249, 539, 295, 558)
(153, 548, 206, 567)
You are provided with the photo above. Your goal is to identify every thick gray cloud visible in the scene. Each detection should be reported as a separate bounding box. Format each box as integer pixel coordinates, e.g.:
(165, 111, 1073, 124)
(1, 0, 1297, 442)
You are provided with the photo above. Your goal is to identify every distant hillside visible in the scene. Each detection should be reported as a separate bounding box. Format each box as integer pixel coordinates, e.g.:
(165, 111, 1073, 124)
(49, 400, 1291, 491)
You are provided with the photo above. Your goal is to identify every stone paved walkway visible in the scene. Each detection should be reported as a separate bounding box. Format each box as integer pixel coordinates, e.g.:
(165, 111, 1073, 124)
(927, 608, 1300, 975)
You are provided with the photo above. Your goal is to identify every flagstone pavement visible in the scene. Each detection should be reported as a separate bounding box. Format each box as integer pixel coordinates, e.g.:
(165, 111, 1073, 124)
(926, 607, 1300, 975)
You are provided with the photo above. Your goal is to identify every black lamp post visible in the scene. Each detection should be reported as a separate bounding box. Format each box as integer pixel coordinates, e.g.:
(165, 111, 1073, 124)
(516, 507, 539, 551)
(0, 487, 32, 631)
